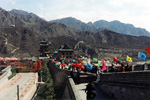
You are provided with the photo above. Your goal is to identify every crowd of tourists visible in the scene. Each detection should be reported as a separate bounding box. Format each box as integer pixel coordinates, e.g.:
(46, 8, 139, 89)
(50, 56, 135, 100)
(50, 56, 133, 76)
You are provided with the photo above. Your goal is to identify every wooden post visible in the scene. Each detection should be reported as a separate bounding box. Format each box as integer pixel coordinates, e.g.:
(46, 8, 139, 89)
(17, 85, 19, 100)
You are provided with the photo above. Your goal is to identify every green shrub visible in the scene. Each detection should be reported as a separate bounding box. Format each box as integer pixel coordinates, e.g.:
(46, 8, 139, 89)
(34, 60, 55, 100)
(8, 68, 17, 80)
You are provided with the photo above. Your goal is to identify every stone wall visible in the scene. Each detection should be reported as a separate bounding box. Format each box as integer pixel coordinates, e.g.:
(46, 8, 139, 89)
(0, 65, 11, 86)
(63, 78, 82, 100)
(98, 71, 150, 100)
(133, 63, 150, 71)
(47, 61, 69, 99)
(47, 61, 96, 99)
(48, 61, 83, 99)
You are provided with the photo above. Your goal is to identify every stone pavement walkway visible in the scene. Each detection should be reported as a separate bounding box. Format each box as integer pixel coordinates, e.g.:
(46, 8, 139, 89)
(0, 72, 37, 100)
(75, 83, 87, 100)
(0, 73, 23, 91)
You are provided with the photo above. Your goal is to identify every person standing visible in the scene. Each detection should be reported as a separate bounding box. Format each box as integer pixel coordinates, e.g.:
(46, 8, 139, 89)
(77, 70, 80, 84)
(84, 66, 87, 73)
(96, 68, 102, 82)
(110, 63, 117, 72)
(125, 63, 129, 71)
(120, 63, 125, 72)
(95, 65, 98, 76)
(85, 81, 96, 100)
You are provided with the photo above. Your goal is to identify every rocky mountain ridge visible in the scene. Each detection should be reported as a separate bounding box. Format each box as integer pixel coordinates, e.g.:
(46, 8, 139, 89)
(51, 17, 150, 37)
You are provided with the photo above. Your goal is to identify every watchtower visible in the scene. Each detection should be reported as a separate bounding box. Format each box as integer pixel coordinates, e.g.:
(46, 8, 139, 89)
(38, 40, 50, 59)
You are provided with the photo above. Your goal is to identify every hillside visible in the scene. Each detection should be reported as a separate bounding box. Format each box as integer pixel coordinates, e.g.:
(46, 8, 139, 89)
(77, 30, 150, 60)
(0, 27, 43, 57)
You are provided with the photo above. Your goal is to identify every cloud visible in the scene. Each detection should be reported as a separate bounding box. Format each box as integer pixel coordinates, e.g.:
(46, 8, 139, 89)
(10, 1, 16, 5)
(37, 13, 45, 19)
(40, 0, 149, 31)
(108, 0, 125, 7)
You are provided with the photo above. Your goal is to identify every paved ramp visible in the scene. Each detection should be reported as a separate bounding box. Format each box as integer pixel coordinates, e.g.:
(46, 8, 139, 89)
(0, 73, 37, 100)
(76, 83, 113, 100)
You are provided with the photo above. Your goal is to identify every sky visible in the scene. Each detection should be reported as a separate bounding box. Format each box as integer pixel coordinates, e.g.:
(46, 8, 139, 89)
(0, 0, 150, 32)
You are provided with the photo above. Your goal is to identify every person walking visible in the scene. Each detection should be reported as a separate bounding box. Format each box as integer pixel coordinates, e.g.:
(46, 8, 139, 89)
(85, 81, 96, 100)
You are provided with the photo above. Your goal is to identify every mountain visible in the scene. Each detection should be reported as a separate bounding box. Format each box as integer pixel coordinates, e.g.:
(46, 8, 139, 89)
(0, 8, 79, 57)
(91, 20, 150, 37)
(10, 9, 38, 17)
(51, 17, 150, 37)
(9, 9, 78, 38)
(51, 17, 98, 32)
(9, 9, 46, 27)
(0, 7, 25, 27)
(1, 7, 150, 61)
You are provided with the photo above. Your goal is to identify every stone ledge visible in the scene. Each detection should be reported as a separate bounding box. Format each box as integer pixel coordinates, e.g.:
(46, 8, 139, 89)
(69, 78, 82, 100)
(99, 81, 150, 88)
